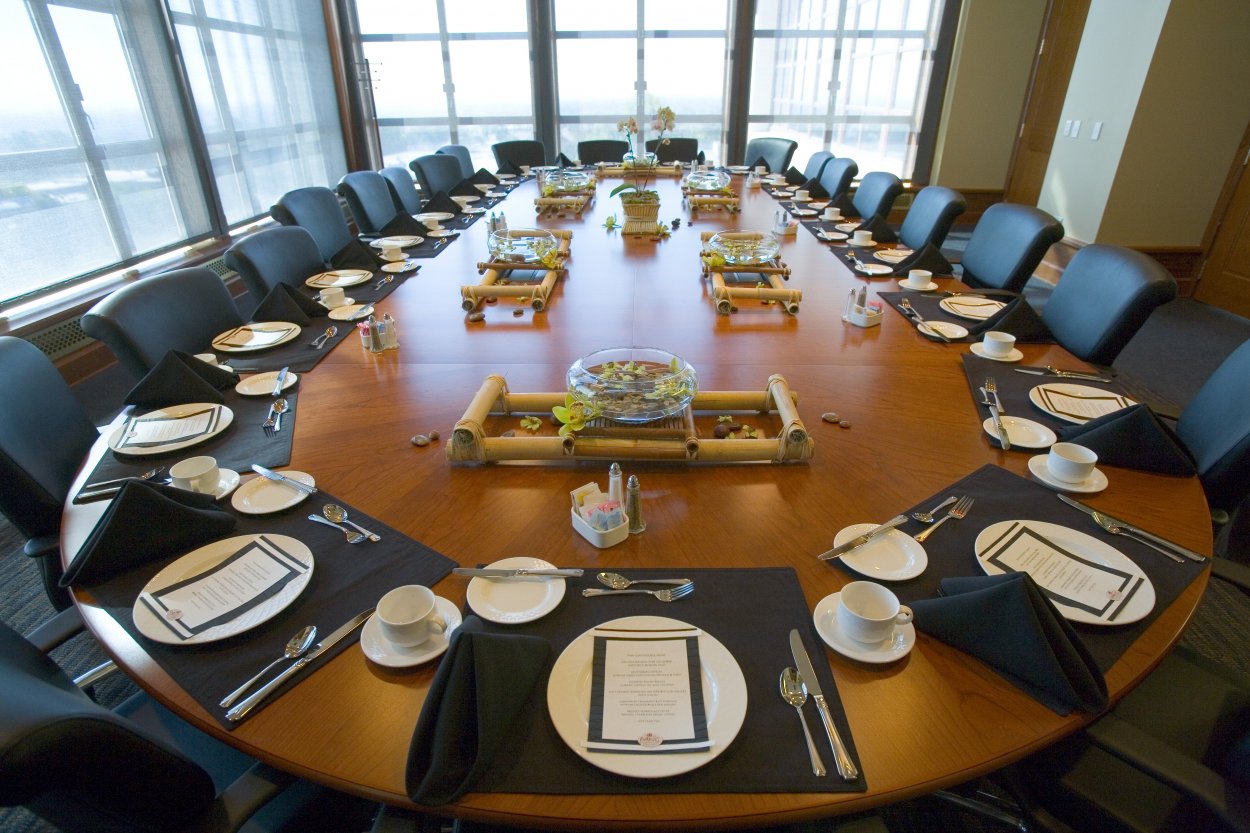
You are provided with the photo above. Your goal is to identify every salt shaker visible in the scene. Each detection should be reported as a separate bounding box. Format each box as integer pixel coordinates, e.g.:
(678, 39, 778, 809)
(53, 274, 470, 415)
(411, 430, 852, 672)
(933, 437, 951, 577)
(625, 475, 646, 534)
(607, 462, 623, 505)
(382, 313, 399, 350)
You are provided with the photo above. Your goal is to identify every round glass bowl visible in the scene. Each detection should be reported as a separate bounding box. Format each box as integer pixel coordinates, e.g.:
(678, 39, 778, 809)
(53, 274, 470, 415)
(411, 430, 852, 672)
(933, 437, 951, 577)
(622, 151, 659, 167)
(684, 170, 731, 191)
(706, 231, 781, 266)
(567, 347, 698, 424)
(543, 170, 593, 193)
(487, 229, 557, 264)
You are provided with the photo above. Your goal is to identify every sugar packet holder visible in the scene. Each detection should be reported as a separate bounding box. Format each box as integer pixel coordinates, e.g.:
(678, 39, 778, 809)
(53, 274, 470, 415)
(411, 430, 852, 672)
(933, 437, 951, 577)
(570, 481, 629, 548)
(842, 289, 883, 328)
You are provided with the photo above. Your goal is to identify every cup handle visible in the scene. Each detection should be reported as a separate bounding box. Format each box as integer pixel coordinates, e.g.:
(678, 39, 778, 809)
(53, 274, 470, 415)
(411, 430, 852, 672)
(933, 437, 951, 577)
(896, 606, 913, 625)
(429, 613, 447, 635)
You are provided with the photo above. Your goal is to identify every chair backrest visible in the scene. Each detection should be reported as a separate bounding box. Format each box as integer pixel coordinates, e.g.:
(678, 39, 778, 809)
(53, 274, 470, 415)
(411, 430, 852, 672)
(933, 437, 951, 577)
(802, 151, 834, 181)
(380, 166, 422, 215)
(1177, 338, 1250, 511)
(81, 268, 244, 380)
(337, 170, 401, 236)
(1042, 244, 1177, 366)
(577, 139, 630, 164)
(645, 137, 700, 163)
(224, 226, 326, 305)
(899, 185, 967, 250)
(852, 172, 904, 220)
(743, 137, 798, 173)
(410, 154, 464, 198)
(492, 140, 546, 169)
(436, 144, 474, 179)
(272, 186, 354, 263)
(818, 157, 858, 201)
(959, 203, 1064, 293)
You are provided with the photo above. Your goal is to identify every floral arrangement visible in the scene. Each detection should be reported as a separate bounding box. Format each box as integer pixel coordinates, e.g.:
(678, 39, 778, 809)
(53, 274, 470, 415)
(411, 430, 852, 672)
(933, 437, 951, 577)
(612, 106, 675, 202)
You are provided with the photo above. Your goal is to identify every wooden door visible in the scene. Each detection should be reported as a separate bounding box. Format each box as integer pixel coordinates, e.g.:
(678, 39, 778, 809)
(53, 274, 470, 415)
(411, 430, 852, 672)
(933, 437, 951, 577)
(1195, 134, 1250, 317)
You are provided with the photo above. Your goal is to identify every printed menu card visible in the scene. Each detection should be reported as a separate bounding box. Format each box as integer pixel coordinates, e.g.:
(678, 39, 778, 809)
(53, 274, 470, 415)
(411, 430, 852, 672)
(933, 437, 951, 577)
(116, 405, 223, 449)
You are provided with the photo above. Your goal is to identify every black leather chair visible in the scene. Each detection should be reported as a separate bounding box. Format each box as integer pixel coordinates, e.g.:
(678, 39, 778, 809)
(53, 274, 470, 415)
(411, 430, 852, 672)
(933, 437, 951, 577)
(0, 618, 376, 833)
(1177, 338, 1250, 512)
(337, 170, 405, 236)
(802, 150, 834, 181)
(492, 139, 546, 169)
(409, 154, 463, 201)
(645, 137, 701, 164)
(958, 203, 1064, 293)
(898, 185, 967, 250)
(380, 166, 422, 216)
(851, 172, 904, 221)
(819, 157, 859, 202)
(272, 186, 355, 264)
(1041, 244, 1177, 366)
(743, 137, 798, 173)
(0, 337, 99, 610)
(225, 226, 326, 307)
(81, 268, 244, 380)
(577, 139, 629, 164)
(436, 143, 474, 179)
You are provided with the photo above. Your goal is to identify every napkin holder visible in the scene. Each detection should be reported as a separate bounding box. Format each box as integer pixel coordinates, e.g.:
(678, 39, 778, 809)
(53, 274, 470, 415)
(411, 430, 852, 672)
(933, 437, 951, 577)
(571, 508, 630, 548)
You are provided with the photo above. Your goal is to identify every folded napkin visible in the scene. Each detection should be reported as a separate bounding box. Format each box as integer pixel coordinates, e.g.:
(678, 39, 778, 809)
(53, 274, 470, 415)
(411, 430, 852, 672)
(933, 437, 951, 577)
(251, 283, 326, 327)
(59, 481, 237, 588)
(330, 239, 380, 271)
(855, 214, 898, 244)
(468, 168, 500, 186)
(911, 573, 1107, 715)
(422, 191, 463, 216)
(750, 156, 770, 173)
(963, 296, 1052, 342)
(1057, 404, 1196, 476)
(894, 242, 954, 276)
(406, 617, 550, 805)
(497, 159, 522, 176)
(558, 152, 576, 167)
(124, 350, 236, 409)
(380, 212, 429, 237)
(450, 179, 481, 197)
(831, 191, 860, 218)
(800, 177, 829, 199)
(783, 166, 806, 186)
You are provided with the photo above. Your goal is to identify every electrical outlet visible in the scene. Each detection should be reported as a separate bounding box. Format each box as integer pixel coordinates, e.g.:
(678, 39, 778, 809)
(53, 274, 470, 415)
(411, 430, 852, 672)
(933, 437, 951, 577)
(1072, 119, 1081, 137)
(1091, 122, 1103, 141)
(1063, 120, 1072, 137)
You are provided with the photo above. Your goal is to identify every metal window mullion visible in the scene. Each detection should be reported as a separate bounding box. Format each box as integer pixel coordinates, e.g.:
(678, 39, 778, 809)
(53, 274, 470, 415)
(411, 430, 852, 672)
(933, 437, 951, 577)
(635, 0, 645, 129)
(435, 0, 457, 144)
(825, 0, 848, 149)
(253, 0, 299, 212)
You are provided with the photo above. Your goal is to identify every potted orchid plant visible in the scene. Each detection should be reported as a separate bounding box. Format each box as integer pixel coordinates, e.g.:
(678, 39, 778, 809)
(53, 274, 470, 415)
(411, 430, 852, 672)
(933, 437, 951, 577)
(613, 107, 675, 232)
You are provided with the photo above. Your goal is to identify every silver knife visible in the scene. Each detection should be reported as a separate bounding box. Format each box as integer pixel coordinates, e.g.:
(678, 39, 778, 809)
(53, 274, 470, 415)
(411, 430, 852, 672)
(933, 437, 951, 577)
(226, 609, 374, 721)
(789, 629, 859, 781)
(271, 366, 289, 396)
(251, 464, 318, 495)
(980, 386, 1011, 451)
(1014, 367, 1113, 383)
(1056, 494, 1206, 562)
(452, 567, 584, 578)
(817, 515, 908, 561)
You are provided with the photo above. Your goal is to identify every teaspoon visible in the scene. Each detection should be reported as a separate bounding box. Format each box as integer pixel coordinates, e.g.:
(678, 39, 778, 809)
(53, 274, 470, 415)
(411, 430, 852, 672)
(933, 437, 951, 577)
(596, 571, 691, 590)
(911, 496, 957, 524)
(780, 667, 826, 776)
(323, 503, 381, 542)
(271, 397, 289, 432)
(219, 625, 316, 708)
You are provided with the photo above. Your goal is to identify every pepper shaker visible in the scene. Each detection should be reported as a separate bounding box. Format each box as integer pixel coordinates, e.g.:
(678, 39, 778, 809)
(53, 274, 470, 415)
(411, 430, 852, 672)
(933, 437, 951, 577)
(607, 462, 623, 506)
(625, 475, 646, 534)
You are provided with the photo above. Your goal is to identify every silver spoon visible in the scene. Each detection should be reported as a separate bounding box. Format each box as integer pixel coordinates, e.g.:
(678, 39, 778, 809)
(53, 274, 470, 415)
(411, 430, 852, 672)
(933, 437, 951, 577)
(307, 513, 366, 544)
(219, 625, 316, 708)
(781, 667, 826, 776)
(323, 504, 380, 542)
(596, 571, 691, 590)
(271, 397, 289, 432)
(911, 496, 957, 524)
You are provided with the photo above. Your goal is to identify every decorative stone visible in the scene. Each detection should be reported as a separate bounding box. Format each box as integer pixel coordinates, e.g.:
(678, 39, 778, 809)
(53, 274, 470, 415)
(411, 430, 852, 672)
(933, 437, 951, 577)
(713, 422, 743, 438)
(821, 412, 839, 424)
(411, 434, 431, 447)
(485, 297, 498, 304)
(467, 312, 486, 322)
(501, 430, 516, 438)
(839, 420, 852, 429)
(512, 308, 524, 317)
(429, 430, 440, 441)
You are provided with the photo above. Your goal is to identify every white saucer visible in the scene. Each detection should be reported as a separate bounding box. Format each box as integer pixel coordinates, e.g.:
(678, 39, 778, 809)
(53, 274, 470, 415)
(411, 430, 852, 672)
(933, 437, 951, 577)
(328, 304, 375, 321)
(813, 593, 915, 664)
(818, 231, 848, 241)
(900, 280, 938, 292)
(833, 524, 928, 581)
(855, 263, 892, 275)
(235, 370, 299, 396)
(917, 320, 969, 339)
(793, 208, 817, 216)
(982, 416, 1057, 449)
(212, 469, 241, 500)
(427, 229, 457, 237)
(970, 343, 1024, 362)
(381, 260, 418, 273)
(361, 596, 462, 668)
(320, 297, 354, 309)
(791, 195, 811, 202)
(1027, 455, 1108, 494)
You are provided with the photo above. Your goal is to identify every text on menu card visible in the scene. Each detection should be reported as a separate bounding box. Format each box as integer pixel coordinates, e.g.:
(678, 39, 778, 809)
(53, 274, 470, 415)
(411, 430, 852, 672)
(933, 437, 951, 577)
(118, 406, 222, 449)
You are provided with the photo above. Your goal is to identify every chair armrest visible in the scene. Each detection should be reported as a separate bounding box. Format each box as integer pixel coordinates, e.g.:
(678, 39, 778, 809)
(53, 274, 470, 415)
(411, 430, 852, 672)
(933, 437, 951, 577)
(23, 535, 59, 560)
(25, 606, 84, 652)
(1213, 557, 1250, 594)
(183, 762, 296, 833)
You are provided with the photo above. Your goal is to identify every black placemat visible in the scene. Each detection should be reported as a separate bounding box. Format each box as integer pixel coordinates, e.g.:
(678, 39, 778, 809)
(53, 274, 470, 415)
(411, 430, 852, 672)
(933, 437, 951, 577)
(960, 354, 1136, 435)
(879, 290, 1047, 344)
(465, 567, 866, 795)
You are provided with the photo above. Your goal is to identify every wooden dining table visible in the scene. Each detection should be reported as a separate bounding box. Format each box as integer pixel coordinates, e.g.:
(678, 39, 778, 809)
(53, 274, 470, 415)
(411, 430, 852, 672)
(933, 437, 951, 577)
(63, 170, 1213, 830)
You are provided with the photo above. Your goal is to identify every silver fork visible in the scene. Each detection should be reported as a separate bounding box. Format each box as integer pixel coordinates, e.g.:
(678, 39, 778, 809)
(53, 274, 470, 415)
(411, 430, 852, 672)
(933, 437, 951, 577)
(914, 495, 975, 543)
(900, 298, 952, 343)
(261, 402, 277, 437)
(581, 583, 695, 602)
(984, 377, 1010, 451)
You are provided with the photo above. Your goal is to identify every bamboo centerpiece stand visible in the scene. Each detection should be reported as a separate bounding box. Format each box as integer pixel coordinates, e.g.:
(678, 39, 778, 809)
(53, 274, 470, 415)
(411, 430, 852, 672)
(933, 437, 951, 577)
(699, 231, 800, 315)
(461, 229, 572, 312)
(684, 191, 740, 213)
(534, 193, 594, 216)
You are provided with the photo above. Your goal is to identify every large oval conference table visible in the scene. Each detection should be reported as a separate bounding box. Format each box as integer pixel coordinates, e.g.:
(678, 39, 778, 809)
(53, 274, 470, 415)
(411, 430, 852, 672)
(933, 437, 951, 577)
(64, 171, 1212, 830)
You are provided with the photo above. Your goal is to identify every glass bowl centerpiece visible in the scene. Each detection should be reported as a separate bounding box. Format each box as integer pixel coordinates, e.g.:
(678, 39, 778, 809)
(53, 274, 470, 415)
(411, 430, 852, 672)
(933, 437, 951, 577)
(563, 347, 698, 428)
(706, 230, 781, 266)
(542, 169, 593, 195)
(684, 169, 731, 192)
(487, 228, 558, 264)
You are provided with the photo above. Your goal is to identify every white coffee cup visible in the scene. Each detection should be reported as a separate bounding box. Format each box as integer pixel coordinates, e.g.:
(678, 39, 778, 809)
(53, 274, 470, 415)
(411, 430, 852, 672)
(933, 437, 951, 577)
(520, 165, 531, 174)
(1047, 442, 1098, 484)
(381, 245, 404, 262)
(837, 581, 913, 645)
(981, 331, 1017, 359)
(377, 585, 446, 647)
(794, 189, 810, 201)
(822, 207, 840, 221)
(852, 229, 874, 246)
(193, 353, 219, 366)
(904, 269, 932, 289)
(170, 455, 220, 495)
(755, 165, 766, 175)
(319, 286, 346, 308)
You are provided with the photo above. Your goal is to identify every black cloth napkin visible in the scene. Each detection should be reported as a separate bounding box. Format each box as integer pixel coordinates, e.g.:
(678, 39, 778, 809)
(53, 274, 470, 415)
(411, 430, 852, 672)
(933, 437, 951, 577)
(967, 296, 1052, 340)
(783, 166, 806, 185)
(125, 351, 237, 409)
(880, 292, 1055, 344)
(497, 159, 521, 176)
(911, 573, 1108, 715)
(468, 168, 500, 186)
(854, 214, 898, 244)
(60, 481, 237, 587)
(450, 179, 481, 197)
(832, 191, 859, 218)
(894, 243, 954, 276)
(1057, 404, 1196, 476)
(407, 617, 551, 805)
(380, 212, 429, 237)
(749, 155, 770, 173)
(557, 152, 576, 167)
(422, 191, 464, 216)
(800, 176, 829, 198)
(252, 283, 327, 327)
(330, 239, 381, 271)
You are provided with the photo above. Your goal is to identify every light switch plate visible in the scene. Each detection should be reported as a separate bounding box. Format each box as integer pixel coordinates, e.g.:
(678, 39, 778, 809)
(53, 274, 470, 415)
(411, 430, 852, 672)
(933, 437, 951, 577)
(1091, 122, 1103, 141)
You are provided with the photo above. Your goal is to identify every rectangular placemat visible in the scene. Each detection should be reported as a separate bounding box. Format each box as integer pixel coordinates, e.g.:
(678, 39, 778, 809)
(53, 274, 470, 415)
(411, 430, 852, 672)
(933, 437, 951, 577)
(960, 354, 1136, 435)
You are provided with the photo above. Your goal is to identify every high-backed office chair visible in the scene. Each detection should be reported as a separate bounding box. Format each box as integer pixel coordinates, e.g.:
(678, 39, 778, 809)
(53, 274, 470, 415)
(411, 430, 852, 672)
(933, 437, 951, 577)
(645, 137, 701, 164)
(380, 166, 422, 216)
(1176, 338, 1250, 512)
(271, 186, 355, 264)
(81, 268, 244, 380)
(1041, 245, 1177, 366)
(802, 150, 834, 181)
(958, 203, 1064, 294)
(743, 137, 798, 173)
(409, 154, 463, 203)
(898, 185, 967, 251)
(818, 157, 859, 202)
(492, 140, 546, 170)
(436, 143, 475, 179)
(225, 226, 326, 307)
(0, 618, 376, 833)
(851, 172, 904, 221)
(337, 170, 409, 237)
(0, 338, 99, 610)
(576, 139, 629, 164)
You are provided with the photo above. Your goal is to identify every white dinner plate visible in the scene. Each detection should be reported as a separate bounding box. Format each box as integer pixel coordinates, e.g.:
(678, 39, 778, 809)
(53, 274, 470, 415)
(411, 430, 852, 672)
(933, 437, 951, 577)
(416, 212, 455, 222)
(855, 263, 893, 276)
(466, 556, 566, 624)
(834, 524, 928, 581)
(727, 165, 750, 173)
(235, 370, 299, 396)
(546, 615, 748, 778)
(1028, 383, 1137, 424)
(305, 269, 372, 289)
(133, 534, 313, 645)
(231, 470, 316, 514)
(381, 260, 418, 273)
(900, 280, 939, 292)
(1027, 455, 1109, 494)
(969, 343, 1024, 362)
(427, 229, 457, 237)
(361, 596, 462, 668)
(328, 304, 375, 321)
(918, 320, 969, 340)
(981, 416, 1057, 449)
(974, 520, 1155, 625)
(211, 322, 301, 353)
(495, 174, 516, 180)
(876, 250, 914, 263)
(108, 403, 233, 457)
(370, 235, 423, 249)
(938, 296, 1006, 321)
(453, 195, 480, 203)
(813, 593, 915, 663)
(793, 208, 817, 216)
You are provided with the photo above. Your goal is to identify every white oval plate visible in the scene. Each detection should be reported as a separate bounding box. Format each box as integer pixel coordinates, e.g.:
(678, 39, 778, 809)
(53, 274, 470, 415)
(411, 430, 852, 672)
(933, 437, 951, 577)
(211, 322, 301, 353)
(900, 281, 939, 292)
(969, 343, 1024, 362)
(235, 370, 299, 396)
(1028, 455, 1109, 494)
(1028, 383, 1137, 424)
(974, 520, 1154, 625)
(231, 470, 316, 514)
(466, 556, 566, 624)
(370, 235, 422, 249)
(306, 269, 372, 289)
(855, 263, 893, 276)
(813, 593, 915, 664)
(463, 206, 487, 214)
(547, 615, 747, 778)
(981, 415, 1057, 449)
(818, 230, 849, 241)
(133, 534, 313, 645)
(328, 304, 375, 321)
(108, 403, 233, 457)
(918, 320, 969, 339)
(361, 596, 462, 668)
(834, 524, 928, 581)
(793, 208, 817, 216)
(939, 296, 1005, 321)
(381, 260, 417, 273)
(416, 212, 455, 222)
